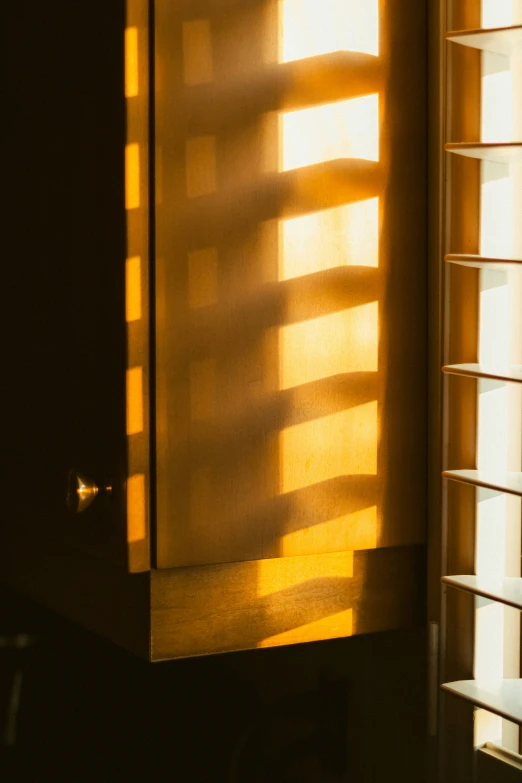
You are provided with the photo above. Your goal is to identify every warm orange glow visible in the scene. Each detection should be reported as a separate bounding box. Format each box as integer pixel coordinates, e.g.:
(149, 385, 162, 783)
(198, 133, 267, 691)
(282, 95, 379, 171)
(125, 27, 139, 98)
(257, 550, 353, 597)
(182, 20, 214, 85)
(280, 302, 378, 389)
(280, 505, 377, 556)
(258, 609, 353, 647)
(280, 198, 379, 280)
(280, 402, 378, 495)
(126, 366, 144, 435)
(190, 359, 216, 420)
(125, 143, 140, 210)
(186, 136, 217, 198)
(126, 256, 142, 322)
(188, 247, 218, 308)
(127, 473, 146, 543)
(280, 0, 379, 62)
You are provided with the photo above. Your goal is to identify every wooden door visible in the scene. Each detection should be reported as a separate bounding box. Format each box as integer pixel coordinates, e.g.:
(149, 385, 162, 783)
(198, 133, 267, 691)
(154, 0, 428, 576)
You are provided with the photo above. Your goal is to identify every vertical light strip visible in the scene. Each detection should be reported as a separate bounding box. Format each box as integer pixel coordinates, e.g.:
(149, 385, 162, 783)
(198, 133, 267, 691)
(474, 19, 521, 749)
(126, 256, 142, 322)
(125, 2, 149, 572)
(125, 142, 140, 210)
(127, 474, 146, 543)
(126, 366, 144, 435)
(275, 0, 380, 567)
(125, 27, 139, 98)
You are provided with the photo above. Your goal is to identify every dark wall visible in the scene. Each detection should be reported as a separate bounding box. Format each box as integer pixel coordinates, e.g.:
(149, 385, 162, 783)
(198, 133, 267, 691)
(0, 585, 426, 783)
(5, 0, 128, 561)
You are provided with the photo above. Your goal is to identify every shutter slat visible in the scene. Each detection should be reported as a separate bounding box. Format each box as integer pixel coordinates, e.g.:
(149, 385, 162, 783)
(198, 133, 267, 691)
(447, 25, 522, 57)
(442, 575, 522, 611)
(445, 142, 522, 163)
(442, 363, 522, 384)
(442, 680, 522, 726)
(443, 469, 522, 497)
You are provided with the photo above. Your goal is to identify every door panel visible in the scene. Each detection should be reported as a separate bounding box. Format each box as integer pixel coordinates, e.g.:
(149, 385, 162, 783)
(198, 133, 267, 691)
(154, 0, 428, 569)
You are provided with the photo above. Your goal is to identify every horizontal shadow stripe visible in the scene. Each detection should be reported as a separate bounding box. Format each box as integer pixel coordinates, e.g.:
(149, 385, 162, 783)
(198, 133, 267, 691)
(181, 51, 382, 134)
(188, 266, 379, 358)
(188, 371, 379, 465)
(178, 159, 384, 249)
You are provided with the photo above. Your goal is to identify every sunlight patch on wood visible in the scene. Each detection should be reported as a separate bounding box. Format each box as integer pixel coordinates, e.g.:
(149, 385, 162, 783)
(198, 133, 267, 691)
(280, 303, 378, 389)
(280, 198, 379, 280)
(280, 402, 378, 495)
(257, 550, 354, 597)
(258, 608, 353, 647)
(280, 505, 378, 557)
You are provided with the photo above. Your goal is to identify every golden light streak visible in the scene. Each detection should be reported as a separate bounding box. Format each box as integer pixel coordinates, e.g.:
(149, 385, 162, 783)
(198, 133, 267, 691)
(257, 550, 353, 597)
(125, 27, 139, 98)
(280, 303, 378, 389)
(125, 143, 140, 210)
(282, 95, 379, 171)
(258, 609, 353, 647)
(280, 402, 378, 495)
(126, 256, 142, 322)
(280, 505, 378, 556)
(126, 366, 144, 435)
(127, 474, 146, 543)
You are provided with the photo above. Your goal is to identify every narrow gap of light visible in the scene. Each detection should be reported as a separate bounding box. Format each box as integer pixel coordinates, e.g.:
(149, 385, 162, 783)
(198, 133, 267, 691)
(126, 256, 142, 322)
(125, 27, 139, 98)
(482, 56, 513, 143)
(474, 709, 502, 748)
(127, 474, 146, 543)
(480, 164, 513, 260)
(477, 381, 510, 473)
(125, 143, 140, 210)
(479, 273, 510, 368)
(475, 41, 522, 749)
(126, 366, 144, 435)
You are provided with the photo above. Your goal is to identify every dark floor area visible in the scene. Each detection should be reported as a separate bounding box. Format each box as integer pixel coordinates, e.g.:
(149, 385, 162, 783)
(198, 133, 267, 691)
(0, 585, 426, 782)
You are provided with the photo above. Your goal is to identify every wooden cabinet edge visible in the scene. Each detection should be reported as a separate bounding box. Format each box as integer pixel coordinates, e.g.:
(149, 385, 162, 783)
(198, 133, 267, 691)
(149, 544, 425, 661)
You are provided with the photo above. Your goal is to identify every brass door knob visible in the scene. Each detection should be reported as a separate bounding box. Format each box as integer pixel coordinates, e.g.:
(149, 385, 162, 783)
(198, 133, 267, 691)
(66, 469, 112, 514)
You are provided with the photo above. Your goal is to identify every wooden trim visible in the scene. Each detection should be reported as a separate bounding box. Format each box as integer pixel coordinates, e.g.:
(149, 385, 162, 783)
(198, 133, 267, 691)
(0, 523, 150, 659)
(126, 0, 151, 572)
(150, 545, 425, 661)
